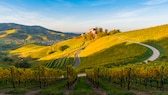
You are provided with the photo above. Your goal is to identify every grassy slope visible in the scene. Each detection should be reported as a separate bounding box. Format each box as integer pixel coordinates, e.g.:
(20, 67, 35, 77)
(9, 37, 84, 60)
(9, 37, 85, 68)
(117, 24, 168, 60)
(9, 44, 48, 58)
(78, 35, 147, 71)
(78, 25, 168, 71)
(117, 24, 168, 42)
(39, 37, 84, 61)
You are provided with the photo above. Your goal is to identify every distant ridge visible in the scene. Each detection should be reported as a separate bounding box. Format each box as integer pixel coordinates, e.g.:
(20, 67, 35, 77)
(0, 23, 78, 41)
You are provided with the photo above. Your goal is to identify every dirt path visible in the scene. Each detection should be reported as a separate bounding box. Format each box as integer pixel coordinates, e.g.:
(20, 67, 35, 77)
(116, 36, 160, 62)
(24, 88, 41, 95)
(0, 88, 13, 95)
(86, 78, 106, 95)
(130, 89, 151, 95)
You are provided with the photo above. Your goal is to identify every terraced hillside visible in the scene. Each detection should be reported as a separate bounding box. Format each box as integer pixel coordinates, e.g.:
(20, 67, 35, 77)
(1, 24, 168, 95)
(9, 37, 85, 69)
(2, 24, 168, 71)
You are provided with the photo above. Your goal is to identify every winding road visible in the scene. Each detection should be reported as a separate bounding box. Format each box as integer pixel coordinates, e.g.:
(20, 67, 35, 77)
(116, 36, 160, 63)
(73, 50, 82, 67)
(75, 36, 161, 77)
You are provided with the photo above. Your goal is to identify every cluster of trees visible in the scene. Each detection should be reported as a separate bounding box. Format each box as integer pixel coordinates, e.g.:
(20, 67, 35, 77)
(86, 62, 168, 90)
(82, 27, 121, 40)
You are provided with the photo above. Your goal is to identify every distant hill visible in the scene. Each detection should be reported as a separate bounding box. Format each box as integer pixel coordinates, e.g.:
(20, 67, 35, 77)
(0, 23, 78, 41)
(0, 23, 79, 51)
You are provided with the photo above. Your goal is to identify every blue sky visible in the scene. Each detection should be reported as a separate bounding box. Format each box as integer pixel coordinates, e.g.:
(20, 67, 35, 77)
(0, 0, 168, 33)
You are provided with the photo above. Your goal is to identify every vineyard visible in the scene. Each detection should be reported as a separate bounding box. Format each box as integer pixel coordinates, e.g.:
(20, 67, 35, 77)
(1, 25, 168, 94)
(0, 65, 77, 88)
(86, 61, 168, 94)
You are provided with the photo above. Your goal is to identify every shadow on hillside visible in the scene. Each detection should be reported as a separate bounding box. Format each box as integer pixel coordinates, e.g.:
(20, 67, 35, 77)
(3, 37, 167, 71)
(144, 37, 168, 61)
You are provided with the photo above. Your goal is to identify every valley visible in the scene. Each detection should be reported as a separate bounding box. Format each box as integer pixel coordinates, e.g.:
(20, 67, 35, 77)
(0, 24, 168, 95)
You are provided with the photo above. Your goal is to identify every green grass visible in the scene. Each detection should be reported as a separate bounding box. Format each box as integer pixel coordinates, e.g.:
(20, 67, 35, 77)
(99, 80, 135, 95)
(5, 88, 28, 94)
(78, 41, 147, 71)
(70, 77, 96, 95)
(130, 84, 168, 95)
(38, 79, 66, 95)
(144, 41, 166, 61)
(130, 46, 153, 63)
(115, 24, 168, 62)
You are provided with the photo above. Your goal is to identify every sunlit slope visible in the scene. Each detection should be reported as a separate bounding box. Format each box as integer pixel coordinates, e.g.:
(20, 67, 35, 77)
(9, 37, 84, 60)
(117, 24, 168, 60)
(0, 29, 17, 38)
(39, 37, 84, 60)
(79, 35, 147, 70)
(9, 44, 48, 58)
(117, 24, 168, 42)
(80, 36, 125, 57)
(26, 35, 32, 40)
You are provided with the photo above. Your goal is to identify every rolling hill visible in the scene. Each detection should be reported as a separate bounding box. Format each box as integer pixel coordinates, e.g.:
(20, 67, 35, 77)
(0, 24, 168, 95)
(0, 23, 78, 41)
(0, 23, 78, 51)
(1, 24, 168, 70)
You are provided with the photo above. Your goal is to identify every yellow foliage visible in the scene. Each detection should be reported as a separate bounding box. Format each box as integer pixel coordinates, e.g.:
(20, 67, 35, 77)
(47, 31, 56, 34)
(117, 24, 168, 42)
(0, 29, 17, 38)
(6, 29, 17, 34)
(26, 35, 32, 40)
(0, 34, 7, 38)
(41, 36, 48, 41)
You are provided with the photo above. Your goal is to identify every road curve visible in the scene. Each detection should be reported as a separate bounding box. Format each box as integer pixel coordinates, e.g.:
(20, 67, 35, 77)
(116, 36, 160, 62)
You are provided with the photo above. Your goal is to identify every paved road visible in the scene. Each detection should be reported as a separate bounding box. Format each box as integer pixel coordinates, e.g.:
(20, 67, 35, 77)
(116, 36, 160, 62)
(73, 50, 82, 67)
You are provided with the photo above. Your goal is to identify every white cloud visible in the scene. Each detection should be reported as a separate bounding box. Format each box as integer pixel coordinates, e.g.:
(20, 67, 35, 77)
(0, 2, 69, 31)
(114, 8, 151, 18)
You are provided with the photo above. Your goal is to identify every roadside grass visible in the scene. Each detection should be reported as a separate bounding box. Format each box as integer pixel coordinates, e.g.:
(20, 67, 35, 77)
(144, 41, 166, 61)
(130, 46, 153, 63)
(70, 77, 96, 95)
(99, 80, 135, 95)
